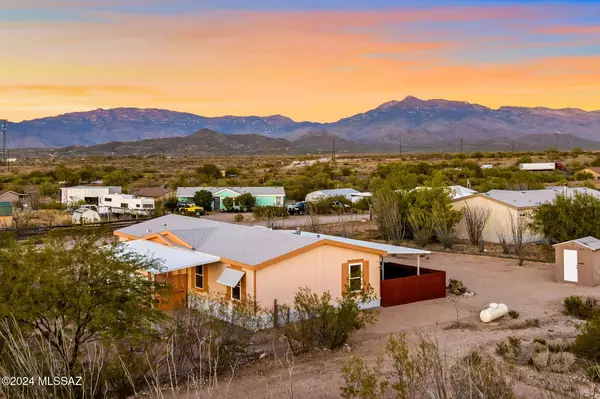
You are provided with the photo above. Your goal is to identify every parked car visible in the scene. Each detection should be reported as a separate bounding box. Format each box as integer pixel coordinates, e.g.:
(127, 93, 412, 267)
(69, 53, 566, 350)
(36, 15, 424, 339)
(287, 201, 307, 215)
(176, 203, 205, 216)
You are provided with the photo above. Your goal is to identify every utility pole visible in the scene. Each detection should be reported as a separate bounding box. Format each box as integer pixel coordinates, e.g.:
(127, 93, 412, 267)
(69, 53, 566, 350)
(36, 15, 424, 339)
(331, 138, 336, 164)
(511, 141, 515, 153)
(399, 136, 402, 156)
(1, 120, 6, 171)
(460, 137, 463, 154)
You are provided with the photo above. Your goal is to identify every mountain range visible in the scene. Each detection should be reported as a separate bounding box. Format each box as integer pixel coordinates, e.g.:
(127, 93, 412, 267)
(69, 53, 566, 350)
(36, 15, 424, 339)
(6, 96, 600, 153)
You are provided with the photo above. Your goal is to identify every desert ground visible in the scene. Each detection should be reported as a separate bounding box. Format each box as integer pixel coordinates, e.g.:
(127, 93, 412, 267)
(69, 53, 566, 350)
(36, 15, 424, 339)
(158, 252, 596, 399)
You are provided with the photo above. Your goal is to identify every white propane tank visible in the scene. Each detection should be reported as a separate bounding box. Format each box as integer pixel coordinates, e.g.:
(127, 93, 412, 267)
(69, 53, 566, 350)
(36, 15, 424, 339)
(479, 303, 509, 323)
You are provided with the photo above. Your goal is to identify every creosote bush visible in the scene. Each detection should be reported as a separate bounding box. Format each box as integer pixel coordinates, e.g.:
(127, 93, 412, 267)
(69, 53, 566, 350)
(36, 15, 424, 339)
(280, 286, 378, 353)
(563, 295, 600, 320)
(341, 334, 516, 399)
(448, 279, 468, 295)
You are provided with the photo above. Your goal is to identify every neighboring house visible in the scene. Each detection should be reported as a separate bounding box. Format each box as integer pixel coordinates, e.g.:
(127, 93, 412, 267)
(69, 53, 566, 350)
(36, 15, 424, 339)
(581, 167, 600, 181)
(61, 186, 122, 205)
(177, 187, 286, 210)
(113, 215, 429, 311)
(409, 185, 478, 201)
(452, 186, 600, 244)
(0, 191, 28, 206)
(133, 187, 175, 202)
(0, 202, 12, 228)
(305, 188, 361, 203)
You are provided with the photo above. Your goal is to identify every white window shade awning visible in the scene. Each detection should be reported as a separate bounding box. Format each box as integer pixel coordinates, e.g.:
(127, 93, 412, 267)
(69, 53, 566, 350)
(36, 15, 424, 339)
(216, 268, 245, 287)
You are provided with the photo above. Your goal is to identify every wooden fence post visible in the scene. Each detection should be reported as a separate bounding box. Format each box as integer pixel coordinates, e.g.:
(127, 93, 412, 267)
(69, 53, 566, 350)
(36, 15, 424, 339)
(273, 298, 278, 329)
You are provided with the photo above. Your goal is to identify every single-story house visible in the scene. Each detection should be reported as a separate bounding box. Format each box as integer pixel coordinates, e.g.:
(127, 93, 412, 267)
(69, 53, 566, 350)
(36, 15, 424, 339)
(305, 188, 361, 203)
(452, 186, 600, 244)
(0, 191, 28, 206)
(113, 215, 430, 311)
(553, 237, 600, 287)
(581, 167, 600, 181)
(133, 187, 175, 201)
(409, 185, 478, 201)
(0, 202, 12, 228)
(176, 187, 285, 210)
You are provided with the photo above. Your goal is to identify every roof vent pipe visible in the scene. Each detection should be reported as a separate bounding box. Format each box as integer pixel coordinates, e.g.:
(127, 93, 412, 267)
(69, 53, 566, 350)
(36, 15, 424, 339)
(563, 183, 567, 196)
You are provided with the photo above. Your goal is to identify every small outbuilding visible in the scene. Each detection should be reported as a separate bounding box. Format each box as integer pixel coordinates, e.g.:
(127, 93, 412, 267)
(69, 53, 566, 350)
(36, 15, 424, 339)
(553, 237, 600, 287)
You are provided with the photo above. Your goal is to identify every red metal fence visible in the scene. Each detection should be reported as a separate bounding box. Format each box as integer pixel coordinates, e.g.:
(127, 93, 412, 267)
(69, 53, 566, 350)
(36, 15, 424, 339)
(380, 264, 446, 307)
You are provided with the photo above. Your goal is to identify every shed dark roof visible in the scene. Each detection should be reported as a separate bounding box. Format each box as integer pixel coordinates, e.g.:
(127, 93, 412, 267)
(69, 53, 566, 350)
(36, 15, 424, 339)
(133, 187, 173, 198)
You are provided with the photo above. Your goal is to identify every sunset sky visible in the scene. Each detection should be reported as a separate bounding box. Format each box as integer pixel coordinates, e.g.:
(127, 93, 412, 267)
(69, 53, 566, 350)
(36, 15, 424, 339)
(1, 0, 600, 122)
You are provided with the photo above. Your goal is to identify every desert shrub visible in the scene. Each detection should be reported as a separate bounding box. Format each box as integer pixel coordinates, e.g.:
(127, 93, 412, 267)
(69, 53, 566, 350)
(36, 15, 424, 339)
(407, 208, 433, 247)
(463, 204, 491, 245)
(281, 287, 378, 353)
(341, 335, 516, 399)
(508, 309, 520, 319)
(563, 295, 600, 320)
(532, 351, 576, 373)
(573, 311, 600, 363)
(531, 193, 600, 243)
(448, 279, 468, 295)
(170, 293, 264, 377)
(193, 189, 213, 211)
(222, 196, 235, 211)
(496, 336, 531, 365)
(253, 205, 289, 219)
(431, 202, 462, 249)
(508, 318, 540, 330)
(234, 213, 244, 223)
(585, 363, 600, 382)
(236, 193, 256, 211)
(352, 197, 370, 211)
(37, 201, 65, 210)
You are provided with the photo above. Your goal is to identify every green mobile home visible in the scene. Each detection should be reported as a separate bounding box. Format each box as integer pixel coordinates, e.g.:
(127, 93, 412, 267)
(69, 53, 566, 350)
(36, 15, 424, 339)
(176, 187, 286, 210)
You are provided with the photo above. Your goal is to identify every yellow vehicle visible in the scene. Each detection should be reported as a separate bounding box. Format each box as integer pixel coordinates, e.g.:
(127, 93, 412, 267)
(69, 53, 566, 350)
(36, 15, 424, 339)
(176, 203, 205, 216)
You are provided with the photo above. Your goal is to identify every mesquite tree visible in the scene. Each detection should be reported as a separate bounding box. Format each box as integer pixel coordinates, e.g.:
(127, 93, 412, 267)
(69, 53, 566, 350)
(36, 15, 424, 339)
(463, 204, 491, 245)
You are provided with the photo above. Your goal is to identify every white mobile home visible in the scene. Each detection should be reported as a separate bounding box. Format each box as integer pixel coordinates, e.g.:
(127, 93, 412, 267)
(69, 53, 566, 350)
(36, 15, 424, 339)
(100, 194, 155, 215)
(61, 186, 122, 205)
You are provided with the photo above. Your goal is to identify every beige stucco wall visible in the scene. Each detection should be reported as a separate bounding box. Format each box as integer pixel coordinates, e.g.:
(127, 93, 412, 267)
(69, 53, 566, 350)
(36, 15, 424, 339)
(452, 196, 542, 244)
(255, 244, 381, 309)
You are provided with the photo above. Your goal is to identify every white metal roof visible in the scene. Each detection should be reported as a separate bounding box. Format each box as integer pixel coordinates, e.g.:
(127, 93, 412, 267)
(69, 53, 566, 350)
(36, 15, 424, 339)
(553, 236, 600, 251)
(116, 239, 221, 273)
(216, 268, 245, 287)
(483, 187, 600, 208)
(278, 230, 431, 255)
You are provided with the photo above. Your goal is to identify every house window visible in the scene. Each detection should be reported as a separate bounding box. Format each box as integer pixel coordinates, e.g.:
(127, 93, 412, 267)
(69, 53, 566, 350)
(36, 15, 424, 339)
(136, 204, 140, 208)
(143, 204, 153, 209)
(348, 263, 363, 292)
(275, 197, 282, 205)
(195, 265, 204, 289)
(231, 281, 242, 301)
(121, 203, 128, 208)
(104, 197, 112, 202)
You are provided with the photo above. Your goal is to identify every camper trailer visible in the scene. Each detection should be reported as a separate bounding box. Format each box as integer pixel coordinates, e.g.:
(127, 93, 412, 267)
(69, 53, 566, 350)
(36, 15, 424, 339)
(99, 194, 155, 215)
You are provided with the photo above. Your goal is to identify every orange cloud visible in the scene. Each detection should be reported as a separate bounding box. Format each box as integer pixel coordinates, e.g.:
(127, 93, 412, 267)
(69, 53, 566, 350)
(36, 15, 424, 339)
(1, 6, 599, 122)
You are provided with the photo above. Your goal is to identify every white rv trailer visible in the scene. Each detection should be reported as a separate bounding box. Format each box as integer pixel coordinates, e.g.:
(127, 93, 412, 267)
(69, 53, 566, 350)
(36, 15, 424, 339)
(61, 186, 122, 205)
(99, 194, 155, 215)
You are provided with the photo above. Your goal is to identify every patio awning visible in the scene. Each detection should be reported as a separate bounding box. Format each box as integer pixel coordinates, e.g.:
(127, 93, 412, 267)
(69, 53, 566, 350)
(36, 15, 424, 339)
(115, 240, 220, 273)
(216, 268, 245, 287)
